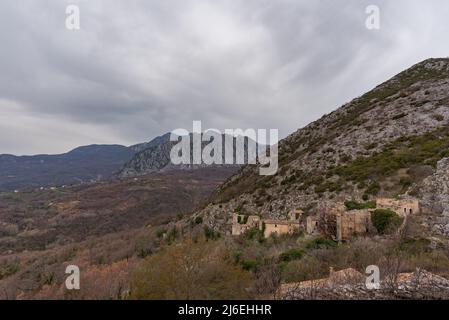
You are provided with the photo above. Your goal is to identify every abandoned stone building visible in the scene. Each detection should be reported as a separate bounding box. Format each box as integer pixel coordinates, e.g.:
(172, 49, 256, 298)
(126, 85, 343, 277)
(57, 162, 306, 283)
(336, 209, 372, 241)
(263, 210, 302, 238)
(289, 209, 303, 221)
(311, 205, 373, 241)
(306, 206, 372, 241)
(306, 216, 319, 235)
(232, 198, 420, 240)
(232, 210, 303, 238)
(264, 220, 300, 238)
(307, 198, 420, 241)
(231, 213, 261, 236)
(376, 198, 420, 217)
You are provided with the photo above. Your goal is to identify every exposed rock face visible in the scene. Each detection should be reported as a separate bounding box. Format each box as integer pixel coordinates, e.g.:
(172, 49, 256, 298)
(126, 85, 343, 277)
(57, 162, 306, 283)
(421, 157, 449, 215)
(419, 157, 449, 236)
(430, 219, 449, 237)
(118, 134, 259, 178)
(118, 140, 177, 177)
(129, 133, 171, 153)
(401, 157, 449, 239)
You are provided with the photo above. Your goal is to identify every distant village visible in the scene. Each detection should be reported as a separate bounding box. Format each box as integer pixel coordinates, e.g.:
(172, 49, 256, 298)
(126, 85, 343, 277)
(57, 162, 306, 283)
(232, 198, 420, 241)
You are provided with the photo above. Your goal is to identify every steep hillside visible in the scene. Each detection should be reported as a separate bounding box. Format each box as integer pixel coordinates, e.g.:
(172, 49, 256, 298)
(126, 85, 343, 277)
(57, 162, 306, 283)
(199, 58, 449, 229)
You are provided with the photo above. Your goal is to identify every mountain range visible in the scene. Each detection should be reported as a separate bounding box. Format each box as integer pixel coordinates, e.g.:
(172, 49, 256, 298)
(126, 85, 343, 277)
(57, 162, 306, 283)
(0, 132, 256, 191)
(0, 145, 134, 191)
(0, 134, 174, 191)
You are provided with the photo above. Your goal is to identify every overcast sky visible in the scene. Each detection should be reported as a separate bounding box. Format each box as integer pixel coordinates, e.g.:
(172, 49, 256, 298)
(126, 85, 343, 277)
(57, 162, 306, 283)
(1, 0, 449, 155)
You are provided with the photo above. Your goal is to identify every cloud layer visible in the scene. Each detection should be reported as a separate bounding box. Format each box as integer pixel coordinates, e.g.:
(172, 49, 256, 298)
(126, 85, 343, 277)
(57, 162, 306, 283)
(1, 0, 449, 155)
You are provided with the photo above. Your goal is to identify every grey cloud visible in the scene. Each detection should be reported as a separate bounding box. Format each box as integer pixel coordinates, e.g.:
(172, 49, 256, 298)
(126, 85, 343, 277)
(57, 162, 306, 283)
(1, 0, 449, 155)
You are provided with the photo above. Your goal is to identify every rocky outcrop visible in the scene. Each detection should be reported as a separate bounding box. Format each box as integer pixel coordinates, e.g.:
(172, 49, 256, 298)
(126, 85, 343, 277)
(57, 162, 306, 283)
(129, 133, 171, 153)
(421, 157, 449, 215)
(118, 140, 177, 177)
(118, 134, 258, 178)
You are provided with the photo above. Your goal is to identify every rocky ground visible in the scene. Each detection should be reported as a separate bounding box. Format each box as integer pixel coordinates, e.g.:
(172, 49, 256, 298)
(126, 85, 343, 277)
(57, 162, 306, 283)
(280, 269, 449, 300)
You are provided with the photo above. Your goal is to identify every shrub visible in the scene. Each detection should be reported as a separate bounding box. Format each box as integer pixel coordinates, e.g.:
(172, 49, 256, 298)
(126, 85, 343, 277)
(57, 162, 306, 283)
(0, 223, 19, 237)
(244, 227, 264, 243)
(131, 240, 252, 299)
(432, 114, 444, 122)
(392, 113, 407, 120)
(399, 237, 431, 255)
(204, 226, 220, 240)
(156, 229, 167, 239)
(194, 216, 203, 225)
(166, 227, 178, 243)
(235, 202, 246, 213)
(315, 180, 344, 194)
(305, 237, 337, 250)
(366, 181, 381, 195)
(281, 175, 297, 186)
(371, 209, 403, 234)
(282, 255, 327, 283)
(279, 248, 305, 262)
(241, 260, 260, 272)
(399, 176, 413, 189)
(0, 261, 19, 280)
(134, 236, 153, 259)
(345, 200, 376, 210)
(365, 142, 378, 150)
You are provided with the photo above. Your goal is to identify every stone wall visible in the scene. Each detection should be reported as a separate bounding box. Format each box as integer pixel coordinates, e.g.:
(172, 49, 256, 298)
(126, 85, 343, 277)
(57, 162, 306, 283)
(306, 216, 319, 235)
(376, 198, 420, 217)
(264, 221, 299, 238)
(278, 269, 449, 300)
(231, 213, 261, 235)
(336, 210, 371, 241)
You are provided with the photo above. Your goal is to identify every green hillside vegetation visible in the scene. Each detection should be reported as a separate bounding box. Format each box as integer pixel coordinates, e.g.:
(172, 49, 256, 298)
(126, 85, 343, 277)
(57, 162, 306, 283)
(303, 126, 449, 196)
(215, 106, 449, 203)
(345, 200, 376, 210)
(333, 127, 449, 182)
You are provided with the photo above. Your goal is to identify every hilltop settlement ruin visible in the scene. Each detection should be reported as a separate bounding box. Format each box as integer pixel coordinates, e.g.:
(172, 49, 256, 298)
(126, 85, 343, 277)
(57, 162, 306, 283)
(232, 198, 420, 241)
